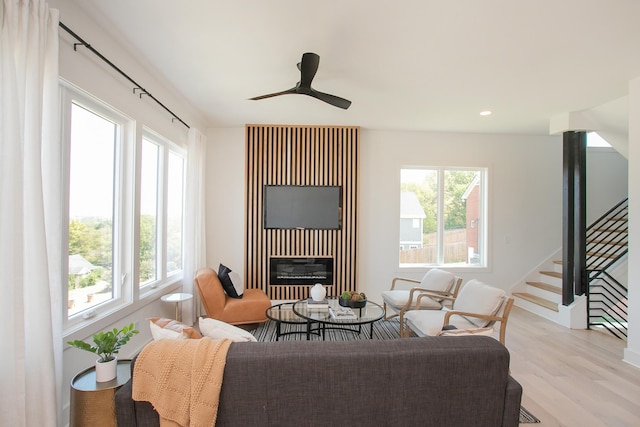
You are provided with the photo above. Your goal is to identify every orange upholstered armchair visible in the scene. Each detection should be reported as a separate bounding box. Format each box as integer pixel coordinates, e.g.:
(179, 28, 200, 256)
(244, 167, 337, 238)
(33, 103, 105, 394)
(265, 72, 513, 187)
(194, 267, 271, 325)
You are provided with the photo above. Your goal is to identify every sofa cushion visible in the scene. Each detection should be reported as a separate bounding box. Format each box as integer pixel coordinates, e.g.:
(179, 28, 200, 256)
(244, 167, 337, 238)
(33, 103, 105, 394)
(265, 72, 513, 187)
(218, 264, 242, 298)
(453, 280, 505, 327)
(404, 309, 477, 337)
(438, 326, 495, 337)
(419, 268, 455, 293)
(149, 317, 202, 340)
(198, 317, 257, 342)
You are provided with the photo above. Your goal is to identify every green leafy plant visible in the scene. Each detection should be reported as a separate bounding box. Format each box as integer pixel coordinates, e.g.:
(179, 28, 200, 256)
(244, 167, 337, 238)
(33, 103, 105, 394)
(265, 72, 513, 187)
(340, 291, 366, 301)
(67, 323, 139, 363)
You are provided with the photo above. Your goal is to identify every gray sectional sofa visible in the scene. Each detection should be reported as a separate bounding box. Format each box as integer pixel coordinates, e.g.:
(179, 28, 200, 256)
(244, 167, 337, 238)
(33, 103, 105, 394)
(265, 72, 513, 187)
(115, 336, 522, 426)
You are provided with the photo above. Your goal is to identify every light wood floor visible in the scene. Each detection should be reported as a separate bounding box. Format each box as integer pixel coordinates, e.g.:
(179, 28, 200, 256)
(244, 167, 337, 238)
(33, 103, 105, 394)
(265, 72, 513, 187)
(506, 306, 640, 426)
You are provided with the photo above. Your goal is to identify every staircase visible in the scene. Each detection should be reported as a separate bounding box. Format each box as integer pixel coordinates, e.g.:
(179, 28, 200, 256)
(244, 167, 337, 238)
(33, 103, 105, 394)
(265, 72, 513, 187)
(513, 258, 587, 328)
(512, 198, 628, 333)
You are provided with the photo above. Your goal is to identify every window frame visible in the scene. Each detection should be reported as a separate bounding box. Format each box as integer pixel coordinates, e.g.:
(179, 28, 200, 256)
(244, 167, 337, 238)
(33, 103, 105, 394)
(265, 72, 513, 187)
(399, 166, 489, 270)
(61, 80, 185, 334)
(138, 128, 186, 295)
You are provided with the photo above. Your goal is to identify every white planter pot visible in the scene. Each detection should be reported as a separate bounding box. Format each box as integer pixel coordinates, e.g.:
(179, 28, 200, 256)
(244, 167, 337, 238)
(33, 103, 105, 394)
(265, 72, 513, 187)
(310, 283, 327, 301)
(95, 357, 117, 382)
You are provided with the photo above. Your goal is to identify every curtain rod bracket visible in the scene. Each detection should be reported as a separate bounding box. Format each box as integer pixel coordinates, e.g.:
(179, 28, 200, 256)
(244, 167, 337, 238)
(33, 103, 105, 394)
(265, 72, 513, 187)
(73, 42, 89, 52)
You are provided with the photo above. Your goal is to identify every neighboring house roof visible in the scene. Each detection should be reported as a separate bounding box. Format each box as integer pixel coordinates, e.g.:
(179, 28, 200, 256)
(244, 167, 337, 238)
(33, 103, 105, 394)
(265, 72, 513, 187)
(69, 254, 97, 275)
(400, 192, 426, 219)
(461, 174, 480, 200)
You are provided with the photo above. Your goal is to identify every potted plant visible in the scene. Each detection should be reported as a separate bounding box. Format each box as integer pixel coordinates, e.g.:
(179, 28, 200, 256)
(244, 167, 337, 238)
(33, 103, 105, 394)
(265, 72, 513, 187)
(67, 323, 139, 382)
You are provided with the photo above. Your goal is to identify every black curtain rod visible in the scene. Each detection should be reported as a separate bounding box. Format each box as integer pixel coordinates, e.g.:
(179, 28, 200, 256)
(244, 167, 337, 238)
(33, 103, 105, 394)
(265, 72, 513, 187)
(58, 21, 190, 129)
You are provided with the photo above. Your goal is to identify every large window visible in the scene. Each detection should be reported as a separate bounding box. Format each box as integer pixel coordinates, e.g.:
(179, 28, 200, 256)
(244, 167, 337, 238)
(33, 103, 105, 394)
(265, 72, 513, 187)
(63, 82, 185, 326)
(139, 132, 185, 289)
(400, 167, 487, 268)
(66, 96, 127, 320)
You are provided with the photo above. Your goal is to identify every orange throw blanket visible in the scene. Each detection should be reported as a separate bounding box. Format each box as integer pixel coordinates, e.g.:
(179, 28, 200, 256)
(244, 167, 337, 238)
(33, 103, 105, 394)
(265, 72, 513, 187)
(132, 338, 232, 427)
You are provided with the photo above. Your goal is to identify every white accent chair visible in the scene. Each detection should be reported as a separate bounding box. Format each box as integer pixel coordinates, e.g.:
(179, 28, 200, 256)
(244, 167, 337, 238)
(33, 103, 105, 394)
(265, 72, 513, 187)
(381, 269, 462, 336)
(402, 279, 514, 345)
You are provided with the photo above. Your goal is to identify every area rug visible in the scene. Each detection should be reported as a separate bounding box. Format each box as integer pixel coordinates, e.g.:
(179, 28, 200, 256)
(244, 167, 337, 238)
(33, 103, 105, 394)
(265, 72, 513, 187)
(249, 318, 541, 424)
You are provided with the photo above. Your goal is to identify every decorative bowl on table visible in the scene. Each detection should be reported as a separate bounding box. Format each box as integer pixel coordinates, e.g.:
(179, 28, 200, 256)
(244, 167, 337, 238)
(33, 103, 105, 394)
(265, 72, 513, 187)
(339, 291, 367, 308)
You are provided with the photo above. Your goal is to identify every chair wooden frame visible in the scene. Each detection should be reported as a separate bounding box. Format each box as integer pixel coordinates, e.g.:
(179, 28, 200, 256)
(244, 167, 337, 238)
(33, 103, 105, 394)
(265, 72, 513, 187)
(403, 294, 515, 345)
(383, 276, 463, 337)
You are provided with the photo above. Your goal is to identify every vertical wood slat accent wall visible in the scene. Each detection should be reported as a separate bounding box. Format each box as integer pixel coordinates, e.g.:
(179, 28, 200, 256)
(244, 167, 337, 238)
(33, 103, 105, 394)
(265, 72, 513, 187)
(245, 125, 360, 300)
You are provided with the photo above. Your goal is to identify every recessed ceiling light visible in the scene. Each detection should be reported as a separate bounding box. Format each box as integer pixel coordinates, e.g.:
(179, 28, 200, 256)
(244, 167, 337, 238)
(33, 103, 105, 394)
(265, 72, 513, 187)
(480, 110, 492, 116)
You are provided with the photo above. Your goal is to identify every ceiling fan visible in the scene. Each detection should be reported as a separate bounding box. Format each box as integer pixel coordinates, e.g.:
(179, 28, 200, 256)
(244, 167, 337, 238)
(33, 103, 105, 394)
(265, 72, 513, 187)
(249, 52, 351, 110)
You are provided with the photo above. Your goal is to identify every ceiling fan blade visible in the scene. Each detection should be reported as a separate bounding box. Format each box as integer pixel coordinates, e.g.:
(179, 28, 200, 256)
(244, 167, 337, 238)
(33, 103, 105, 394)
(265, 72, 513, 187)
(250, 52, 350, 109)
(309, 89, 352, 110)
(299, 52, 319, 88)
(249, 87, 296, 100)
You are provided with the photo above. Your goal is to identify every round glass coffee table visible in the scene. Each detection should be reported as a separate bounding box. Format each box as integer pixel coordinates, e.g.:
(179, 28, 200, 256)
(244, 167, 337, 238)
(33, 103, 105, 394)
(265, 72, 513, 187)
(266, 302, 321, 340)
(292, 297, 385, 340)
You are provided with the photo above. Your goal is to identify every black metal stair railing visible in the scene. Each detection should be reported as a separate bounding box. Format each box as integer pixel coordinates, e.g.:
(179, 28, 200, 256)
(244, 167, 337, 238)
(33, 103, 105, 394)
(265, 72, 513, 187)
(586, 198, 628, 339)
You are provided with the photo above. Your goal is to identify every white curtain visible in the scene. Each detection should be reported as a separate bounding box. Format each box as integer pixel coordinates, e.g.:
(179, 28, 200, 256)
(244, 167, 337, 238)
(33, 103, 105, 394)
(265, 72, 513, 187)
(0, 1, 62, 426)
(182, 127, 207, 325)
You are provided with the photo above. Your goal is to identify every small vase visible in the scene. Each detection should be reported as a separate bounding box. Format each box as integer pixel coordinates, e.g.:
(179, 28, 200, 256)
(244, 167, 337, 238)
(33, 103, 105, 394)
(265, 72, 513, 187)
(95, 357, 117, 382)
(310, 283, 326, 301)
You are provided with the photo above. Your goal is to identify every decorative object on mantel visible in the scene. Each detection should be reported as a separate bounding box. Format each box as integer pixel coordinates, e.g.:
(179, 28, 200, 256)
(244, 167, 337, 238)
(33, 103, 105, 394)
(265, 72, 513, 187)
(67, 323, 139, 382)
(310, 283, 327, 301)
(339, 291, 367, 308)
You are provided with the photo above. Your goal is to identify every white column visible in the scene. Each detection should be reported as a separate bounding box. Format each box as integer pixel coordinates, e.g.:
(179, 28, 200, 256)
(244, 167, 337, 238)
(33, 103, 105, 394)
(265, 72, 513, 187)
(624, 76, 640, 367)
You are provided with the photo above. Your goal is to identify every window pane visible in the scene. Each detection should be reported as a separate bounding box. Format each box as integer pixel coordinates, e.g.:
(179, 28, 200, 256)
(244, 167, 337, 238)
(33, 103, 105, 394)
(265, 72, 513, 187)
(140, 139, 159, 285)
(400, 169, 437, 265)
(443, 170, 480, 265)
(167, 152, 184, 274)
(68, 103, 116, 316)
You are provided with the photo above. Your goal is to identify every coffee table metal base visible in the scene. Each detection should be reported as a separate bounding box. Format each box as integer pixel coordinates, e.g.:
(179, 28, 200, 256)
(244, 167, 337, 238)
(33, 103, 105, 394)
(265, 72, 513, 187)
(293, 298, 385, 341)
(266, 302, 321, 341)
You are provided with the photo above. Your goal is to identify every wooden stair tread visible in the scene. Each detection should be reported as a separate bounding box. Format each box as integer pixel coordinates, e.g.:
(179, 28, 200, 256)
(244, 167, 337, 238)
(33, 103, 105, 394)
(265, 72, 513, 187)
(540, 271, 562, 279)
(591, 227, 627, 233)
(588, 239, 627, 246)
(586, 252, 619, 259)
(513, 292, 559, 312)
(525, 281, 562, 294)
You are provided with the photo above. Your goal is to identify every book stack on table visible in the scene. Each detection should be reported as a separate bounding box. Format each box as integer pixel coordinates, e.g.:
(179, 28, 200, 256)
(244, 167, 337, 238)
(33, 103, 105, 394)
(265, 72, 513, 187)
(329, 306, 357, 320)
(307, 298, 329, 311)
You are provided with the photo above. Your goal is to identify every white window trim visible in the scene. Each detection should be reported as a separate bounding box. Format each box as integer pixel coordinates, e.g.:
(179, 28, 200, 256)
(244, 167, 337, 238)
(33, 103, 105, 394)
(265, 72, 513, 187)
(399, 166, 489, 271)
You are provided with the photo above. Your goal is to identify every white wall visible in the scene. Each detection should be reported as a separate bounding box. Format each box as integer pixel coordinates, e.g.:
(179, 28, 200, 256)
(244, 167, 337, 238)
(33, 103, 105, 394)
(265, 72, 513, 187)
(587, 148, 628, 222)
(204, 128, 247, 271)
(624, 77, 640, 367)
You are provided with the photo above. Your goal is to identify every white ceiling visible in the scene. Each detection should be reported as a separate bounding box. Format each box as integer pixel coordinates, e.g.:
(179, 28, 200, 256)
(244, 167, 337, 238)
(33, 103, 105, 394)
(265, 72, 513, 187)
(69, 0, 640, 135)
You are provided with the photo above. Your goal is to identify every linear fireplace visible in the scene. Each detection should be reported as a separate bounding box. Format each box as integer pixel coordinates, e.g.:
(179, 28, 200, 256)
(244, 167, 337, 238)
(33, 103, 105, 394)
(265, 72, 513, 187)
(270, 257, 334, 286)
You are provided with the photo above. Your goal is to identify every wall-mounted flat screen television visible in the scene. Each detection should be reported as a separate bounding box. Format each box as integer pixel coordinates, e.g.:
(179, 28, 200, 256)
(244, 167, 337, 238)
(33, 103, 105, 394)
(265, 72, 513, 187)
(263, 185, 342, 230)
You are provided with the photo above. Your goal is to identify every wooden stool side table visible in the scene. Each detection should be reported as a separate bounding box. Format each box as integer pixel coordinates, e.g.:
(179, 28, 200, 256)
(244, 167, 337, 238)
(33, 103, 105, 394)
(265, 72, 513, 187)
(70, 359, 131, 427)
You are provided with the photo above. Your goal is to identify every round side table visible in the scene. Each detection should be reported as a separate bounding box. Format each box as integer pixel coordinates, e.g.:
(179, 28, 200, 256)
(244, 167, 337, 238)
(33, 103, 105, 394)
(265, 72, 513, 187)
(69, 359, 131, 427)
(161, 292, 193, 321)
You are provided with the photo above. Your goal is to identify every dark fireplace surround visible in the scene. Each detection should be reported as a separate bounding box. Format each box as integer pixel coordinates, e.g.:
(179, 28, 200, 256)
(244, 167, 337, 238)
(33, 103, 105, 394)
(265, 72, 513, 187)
(270, 257, 334, 286)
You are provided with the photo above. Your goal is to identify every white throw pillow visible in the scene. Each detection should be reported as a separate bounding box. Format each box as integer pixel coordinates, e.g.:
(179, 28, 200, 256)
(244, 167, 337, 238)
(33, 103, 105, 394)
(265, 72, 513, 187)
(198, 317, 257, 342)
(228, 271, 244, 297)
(149, 318, 202, 340)
(453, 280, 505, 327)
